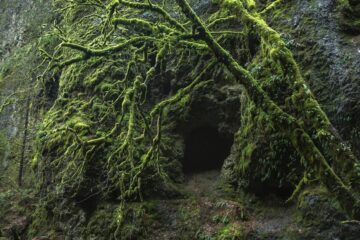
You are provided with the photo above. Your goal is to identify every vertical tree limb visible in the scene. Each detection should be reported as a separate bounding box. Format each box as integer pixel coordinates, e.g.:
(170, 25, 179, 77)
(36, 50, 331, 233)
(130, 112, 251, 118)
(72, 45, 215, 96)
(18, 96, 31, 187)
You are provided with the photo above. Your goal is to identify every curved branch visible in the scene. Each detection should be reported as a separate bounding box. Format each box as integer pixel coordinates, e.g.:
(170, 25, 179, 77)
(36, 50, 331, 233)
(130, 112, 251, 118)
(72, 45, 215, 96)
(260, 0, 284, 15)
(116, 0, 187, 32)
(62, 36, 158, 56)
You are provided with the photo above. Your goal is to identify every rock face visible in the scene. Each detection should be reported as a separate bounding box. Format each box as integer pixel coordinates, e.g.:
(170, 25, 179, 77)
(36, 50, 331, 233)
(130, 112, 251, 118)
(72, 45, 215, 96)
(0, 0, 53, 130)
(0, 0, 53, 56)
(298, 187, 360, 240)
(272, 0, 360, 156)
(263, 1, 360, 239)
(1, 0, 360, 239)
(0, 0, 53, 171)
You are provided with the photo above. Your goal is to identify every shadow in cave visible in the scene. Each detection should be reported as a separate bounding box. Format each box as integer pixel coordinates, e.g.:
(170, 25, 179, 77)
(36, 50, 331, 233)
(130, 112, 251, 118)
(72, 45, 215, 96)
(183, 126, 233, 174)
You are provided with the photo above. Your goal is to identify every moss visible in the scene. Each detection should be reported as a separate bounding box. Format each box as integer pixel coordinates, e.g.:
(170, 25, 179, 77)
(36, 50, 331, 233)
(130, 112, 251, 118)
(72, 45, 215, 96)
(296, 185, 351, 236)
(244, 0, 256, 9)
(217, 223, 245, 240)
(260, 0, 284, 15)
(28, 203, 50, 238)
(238, 142, 255, 173)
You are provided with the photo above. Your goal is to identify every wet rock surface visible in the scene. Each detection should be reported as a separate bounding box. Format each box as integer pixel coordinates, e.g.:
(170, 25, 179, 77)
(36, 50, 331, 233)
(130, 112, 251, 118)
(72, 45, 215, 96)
(143, 172, 305, 240)
(273, 0, 360, 156)
(298, 188, 360, 240)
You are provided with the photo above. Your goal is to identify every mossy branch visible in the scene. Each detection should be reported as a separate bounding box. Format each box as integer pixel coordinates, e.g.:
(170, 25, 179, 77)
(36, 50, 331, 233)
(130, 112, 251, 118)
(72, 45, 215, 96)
(62, 36, 158, 57)
(207, 15, 237, 29)
(150, 60, 215, 117)
(0, 92, 17, 113)
(260, 0, 284, 15)
(116, 0, 187, 32)
(113, 18, 154, 33)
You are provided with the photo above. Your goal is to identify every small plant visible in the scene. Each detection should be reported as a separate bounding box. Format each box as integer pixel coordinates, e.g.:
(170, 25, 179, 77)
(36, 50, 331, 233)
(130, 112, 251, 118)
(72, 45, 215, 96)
(195, 229, 215, 240)
(355, 163, 360, 177)
(218, 224, 244, 240)
(212, 214, 230, 224)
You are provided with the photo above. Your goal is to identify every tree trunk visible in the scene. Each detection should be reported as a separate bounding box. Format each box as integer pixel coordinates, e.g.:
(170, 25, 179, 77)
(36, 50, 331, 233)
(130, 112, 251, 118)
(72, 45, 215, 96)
(18, 96, 30, 187)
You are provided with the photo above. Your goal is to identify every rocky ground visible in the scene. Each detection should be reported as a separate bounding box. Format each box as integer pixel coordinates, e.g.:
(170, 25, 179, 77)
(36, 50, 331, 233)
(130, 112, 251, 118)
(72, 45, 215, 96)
(2, 172, 360, 239)
(126, 171, 360, 240)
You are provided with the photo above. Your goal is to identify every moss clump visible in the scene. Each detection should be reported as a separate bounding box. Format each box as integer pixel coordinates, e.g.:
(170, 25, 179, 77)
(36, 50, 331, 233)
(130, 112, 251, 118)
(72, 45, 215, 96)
(83, 202, 150, 239)
(27, 203, 50, 238)
(217, 223, 245, 240)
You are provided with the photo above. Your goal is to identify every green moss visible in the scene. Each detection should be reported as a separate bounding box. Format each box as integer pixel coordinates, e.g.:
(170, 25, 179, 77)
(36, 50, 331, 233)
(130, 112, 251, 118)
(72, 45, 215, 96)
(218, 223, 245, 240)
(28, 203, 50, 238)
(195, 223, 245, 240)
(238, 143, 255, 172)
(296, 185, 347, 230)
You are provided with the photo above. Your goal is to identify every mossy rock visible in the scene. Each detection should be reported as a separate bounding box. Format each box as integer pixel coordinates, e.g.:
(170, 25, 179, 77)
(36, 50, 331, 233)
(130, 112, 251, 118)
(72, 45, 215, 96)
(297, 186, 360, 240)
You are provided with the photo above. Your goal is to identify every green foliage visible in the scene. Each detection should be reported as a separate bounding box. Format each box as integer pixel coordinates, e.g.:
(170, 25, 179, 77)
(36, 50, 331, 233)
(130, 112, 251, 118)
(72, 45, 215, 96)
(28, 203, 49, 238)
(0, 190, 12, 218)
(355, 163, 360, 177)
(217, 224, 244, 240)
(195, 223, 245, 240)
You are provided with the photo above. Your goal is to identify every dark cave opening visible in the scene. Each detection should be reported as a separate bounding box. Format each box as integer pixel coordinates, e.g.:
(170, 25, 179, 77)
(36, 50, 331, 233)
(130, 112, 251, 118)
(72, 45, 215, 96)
(253, 184, 294, 200)
(183, 126, 233, 174)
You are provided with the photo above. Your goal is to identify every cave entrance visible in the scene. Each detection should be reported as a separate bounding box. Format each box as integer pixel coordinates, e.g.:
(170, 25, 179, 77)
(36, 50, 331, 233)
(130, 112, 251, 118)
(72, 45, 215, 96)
(183, 126, 233, 174)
